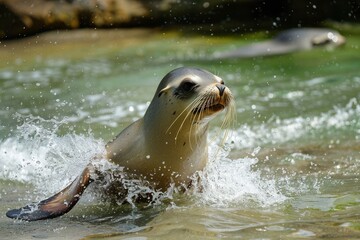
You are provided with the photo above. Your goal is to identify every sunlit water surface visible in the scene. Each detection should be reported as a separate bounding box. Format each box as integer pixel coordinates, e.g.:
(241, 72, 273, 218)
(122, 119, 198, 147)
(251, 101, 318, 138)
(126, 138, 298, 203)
(0, 28, 359, 239)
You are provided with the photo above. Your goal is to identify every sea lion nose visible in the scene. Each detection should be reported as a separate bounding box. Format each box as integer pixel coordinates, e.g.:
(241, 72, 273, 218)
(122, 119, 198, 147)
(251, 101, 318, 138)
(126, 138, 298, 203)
(216, 84, 226, 96)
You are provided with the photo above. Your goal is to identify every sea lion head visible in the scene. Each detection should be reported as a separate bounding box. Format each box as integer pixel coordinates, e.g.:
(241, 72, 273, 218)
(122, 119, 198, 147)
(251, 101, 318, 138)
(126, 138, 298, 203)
(310, 29, 346, 48)
(275, 28, 346, 49)
(144, 67, 235, 137)
(153, 67, 233, 121)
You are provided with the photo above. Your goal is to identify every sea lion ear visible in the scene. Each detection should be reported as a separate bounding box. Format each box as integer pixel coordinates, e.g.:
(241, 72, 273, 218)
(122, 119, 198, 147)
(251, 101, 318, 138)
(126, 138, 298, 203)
(158, 85, 171, 97)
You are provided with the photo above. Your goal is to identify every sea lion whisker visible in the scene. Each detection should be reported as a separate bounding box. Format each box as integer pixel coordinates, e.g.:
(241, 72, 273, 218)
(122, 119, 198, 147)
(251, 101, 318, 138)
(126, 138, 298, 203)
(220, 96, 236, 146)
(166, 96, 201, 135)
(191, 93, 214, 147)
(207, 93, 235, 148)
(174, 96, 203, 144)
(187, 93, 210, 148)
(184, 105, 204, 149)
(189, 100, 205, 149)
(221, 96, 233, 128)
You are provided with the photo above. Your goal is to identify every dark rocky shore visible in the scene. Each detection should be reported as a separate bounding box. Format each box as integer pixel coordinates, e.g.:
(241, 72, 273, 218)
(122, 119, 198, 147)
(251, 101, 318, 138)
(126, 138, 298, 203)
(0, 0, 358, 39)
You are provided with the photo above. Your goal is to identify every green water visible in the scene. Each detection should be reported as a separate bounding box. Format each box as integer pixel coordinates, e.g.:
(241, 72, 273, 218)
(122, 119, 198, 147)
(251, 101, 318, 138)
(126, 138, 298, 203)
(0, 28, 359, 239)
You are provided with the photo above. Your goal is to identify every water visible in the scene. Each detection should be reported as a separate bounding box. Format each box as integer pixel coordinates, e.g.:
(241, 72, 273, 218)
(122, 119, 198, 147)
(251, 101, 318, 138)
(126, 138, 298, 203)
(0, 28, 360, 239)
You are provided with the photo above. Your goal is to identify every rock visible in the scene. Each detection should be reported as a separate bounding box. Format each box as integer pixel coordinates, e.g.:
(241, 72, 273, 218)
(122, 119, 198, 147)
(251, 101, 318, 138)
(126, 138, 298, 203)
(0, 0, 149, 39)
(0, 0, 357, 40)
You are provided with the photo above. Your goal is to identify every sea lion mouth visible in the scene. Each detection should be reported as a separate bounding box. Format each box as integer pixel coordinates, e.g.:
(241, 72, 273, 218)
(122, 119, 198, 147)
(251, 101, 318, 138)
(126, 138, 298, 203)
(193, 103, 225, 114)
(207, 103, 225, 112)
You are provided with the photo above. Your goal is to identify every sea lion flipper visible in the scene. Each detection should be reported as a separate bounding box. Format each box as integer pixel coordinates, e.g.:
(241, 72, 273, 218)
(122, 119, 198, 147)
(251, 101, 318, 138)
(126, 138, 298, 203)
(6, 167, 93, 221)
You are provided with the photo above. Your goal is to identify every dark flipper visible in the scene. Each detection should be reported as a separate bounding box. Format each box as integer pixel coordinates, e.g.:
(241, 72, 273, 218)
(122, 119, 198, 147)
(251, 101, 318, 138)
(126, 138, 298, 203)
(6, 167, 93, 221)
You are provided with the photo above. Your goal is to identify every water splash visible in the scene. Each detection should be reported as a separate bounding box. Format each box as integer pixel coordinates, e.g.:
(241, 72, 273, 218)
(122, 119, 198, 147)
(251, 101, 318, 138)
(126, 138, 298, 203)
(2, 101, 346, 209)
(0, 116, 105, 197)
(0, 115, 174, 206)
(193, 145, 287, 208)
(197, 98, 360, 208)
(88, 160, 176, 207)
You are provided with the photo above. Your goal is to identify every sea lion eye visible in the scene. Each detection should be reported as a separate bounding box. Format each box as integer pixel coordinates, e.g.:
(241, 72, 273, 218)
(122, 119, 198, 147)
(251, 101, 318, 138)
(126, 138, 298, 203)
(180, 80, 197, 92)
(174, 79, 198, 99)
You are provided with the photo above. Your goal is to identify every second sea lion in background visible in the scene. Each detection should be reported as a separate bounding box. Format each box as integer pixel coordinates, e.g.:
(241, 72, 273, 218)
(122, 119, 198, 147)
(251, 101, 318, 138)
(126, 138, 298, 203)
(214, 28, 346, 59)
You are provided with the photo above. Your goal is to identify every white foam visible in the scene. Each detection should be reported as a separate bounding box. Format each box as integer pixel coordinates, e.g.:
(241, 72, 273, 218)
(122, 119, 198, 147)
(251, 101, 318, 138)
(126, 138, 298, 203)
(305, 77, 326, 86)
(0, 116, 105, 197)
(226, 98, 360, 149)
(194, 145, 287, 208)
(284, 91, 304, 100)
(197, 98, 360, 208)
(84, 102, 148, 127)
(0, 115, 173, 205)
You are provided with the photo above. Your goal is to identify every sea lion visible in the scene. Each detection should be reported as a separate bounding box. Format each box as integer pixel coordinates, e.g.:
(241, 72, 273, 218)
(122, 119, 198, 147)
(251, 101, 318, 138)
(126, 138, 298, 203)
(214, 28, 346, 59)
(6, 67, 235, 221)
